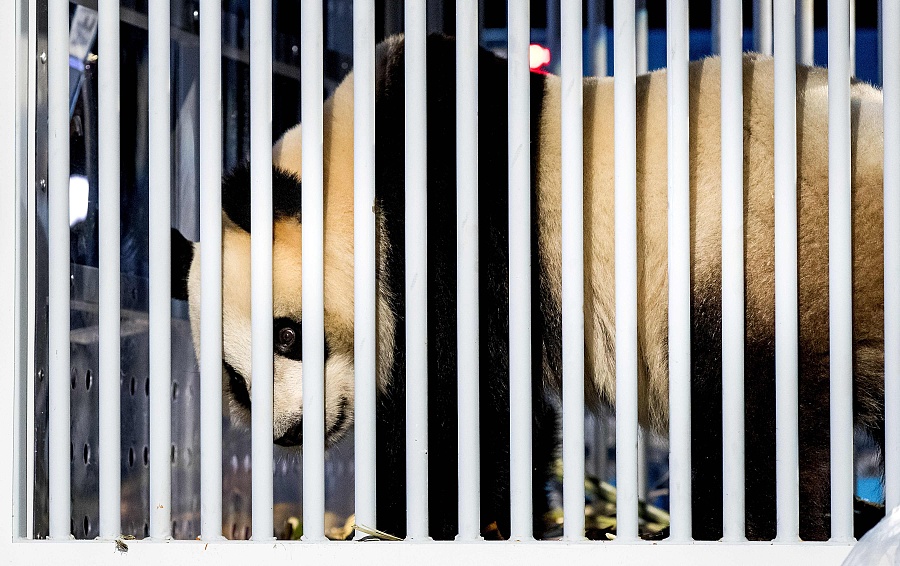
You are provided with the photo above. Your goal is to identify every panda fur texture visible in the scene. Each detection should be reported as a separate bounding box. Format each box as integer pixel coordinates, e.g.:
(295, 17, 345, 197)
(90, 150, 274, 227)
(185, 34, 886, 541)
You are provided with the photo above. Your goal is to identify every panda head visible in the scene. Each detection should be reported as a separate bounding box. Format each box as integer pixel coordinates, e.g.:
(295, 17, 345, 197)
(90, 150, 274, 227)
(184, 72, 395, 449)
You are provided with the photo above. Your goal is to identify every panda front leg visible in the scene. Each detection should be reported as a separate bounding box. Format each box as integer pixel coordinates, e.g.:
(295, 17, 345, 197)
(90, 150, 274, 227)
(796, 354, 831, 541)
(689, 298, 779, 540)
(689, 343, 780, 541)
(690, 323, 834, 540)
(689, 330, 724, 541)
(743, 342, 778, 540)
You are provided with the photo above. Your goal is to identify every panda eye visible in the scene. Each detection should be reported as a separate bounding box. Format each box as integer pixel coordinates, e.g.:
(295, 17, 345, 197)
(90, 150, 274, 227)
(274, 318, 302, 360)
(278, 327, 296, 349)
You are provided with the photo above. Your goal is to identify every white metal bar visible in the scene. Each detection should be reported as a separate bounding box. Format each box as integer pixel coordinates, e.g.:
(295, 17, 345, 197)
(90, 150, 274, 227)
(199, 0, 224, 540)
(404, 0, 430, 541)
(587, 0, 607, 77)
(774, 0, 800, 543)
(3, 0, 21, 544)
(148, 0, 172, 541)
(250, 0, 274, 542)
(613, 0, 639, 544)
(884, 0, 900, 513)
(636, 0, 648, 74)
(561, 0, 585, 542)
(666, 0, 692, 542)
(507, 0, 533, 541)
(753, 0, 773, 55)
(720, 0, 746, 543)
(456, 0, 481, 542)
(353, 0, 377, 539)
(827, 0, 854, 543)
(48, 0, 71, 540)
(13, 0, 31, 540)
(797, 0, 814, 66)
(0, 538, 863, 565)
(301, 0, 327, 543)
(24, 0, 37, 540)
(98, 0, 122, 540)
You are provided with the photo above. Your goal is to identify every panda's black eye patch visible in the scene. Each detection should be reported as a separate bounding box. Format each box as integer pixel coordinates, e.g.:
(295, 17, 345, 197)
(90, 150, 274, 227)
(272, 318, 332, 361)
(274, 318, 302, 360)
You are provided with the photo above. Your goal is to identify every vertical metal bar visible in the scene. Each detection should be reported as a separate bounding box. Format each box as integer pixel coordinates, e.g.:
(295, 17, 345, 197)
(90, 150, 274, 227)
(797, 0, 814, 66)
(148, 0, 172, 540)
(753, 0, 773, 55)
(199, 0, 224, 540)
(884, 0, 900, 514)
(666, 0, 692, 542)
(301, 0, 327, 543)
(98, 0, 122, 540)
(636, 0, 648, 74)
(3, 0, 22, 544)
(828, 0, 854, 543)
(404, 0, 430, 541)
(250, 0, 274, 542)
(353, 0, 377, 539)
(587, 0, 607, 77)
(456, 0, 481, 542)
(720, 0, 746, 543)
(47, 0, 71, 540)
(508, 0, 534, 541)
(24, 0, 37, 539)
(613, 0, 639, 543)
(561, 0, 585, 542)
(13, 0, 32, 540)
(774, 0, 800, 542)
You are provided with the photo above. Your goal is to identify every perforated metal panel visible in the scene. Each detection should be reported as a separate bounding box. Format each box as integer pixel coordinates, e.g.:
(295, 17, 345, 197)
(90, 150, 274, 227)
(31, 263, 355, 540)
(28, 0, 356, 540)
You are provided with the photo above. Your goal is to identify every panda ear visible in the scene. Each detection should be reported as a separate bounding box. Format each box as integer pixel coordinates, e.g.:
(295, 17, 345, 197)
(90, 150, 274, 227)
(222, 162, 303, 234)
(272, 166, 302, 222)
(171, 228, 193, 302)
(222, 162, 252, 233)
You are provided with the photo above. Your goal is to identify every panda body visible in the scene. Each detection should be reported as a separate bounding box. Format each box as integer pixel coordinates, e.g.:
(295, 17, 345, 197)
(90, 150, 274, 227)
(185, 35, 886, 541)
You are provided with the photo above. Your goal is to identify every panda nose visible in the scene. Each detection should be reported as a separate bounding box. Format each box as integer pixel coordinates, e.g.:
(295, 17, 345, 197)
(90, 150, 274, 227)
(275, 420, 303, 447)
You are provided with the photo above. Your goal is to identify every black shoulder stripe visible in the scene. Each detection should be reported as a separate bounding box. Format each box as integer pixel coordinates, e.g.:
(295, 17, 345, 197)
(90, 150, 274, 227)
(370, 32, 557, 539)
(222, 162, 303, 233)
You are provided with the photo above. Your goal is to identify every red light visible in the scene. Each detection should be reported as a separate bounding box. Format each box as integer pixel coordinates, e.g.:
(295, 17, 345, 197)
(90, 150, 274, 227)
(529, 44, 552, 70)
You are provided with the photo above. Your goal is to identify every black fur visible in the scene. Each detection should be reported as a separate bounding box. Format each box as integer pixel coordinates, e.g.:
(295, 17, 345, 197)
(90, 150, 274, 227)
(169, 37, 887, 543)
(221, 162, 303, 232)
(371, 35, 558, 540)
(224, 360, 251, 411)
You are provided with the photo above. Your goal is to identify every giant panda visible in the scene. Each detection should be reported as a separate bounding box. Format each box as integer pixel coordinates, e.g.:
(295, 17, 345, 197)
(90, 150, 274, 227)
(182, 34, 886, 541)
